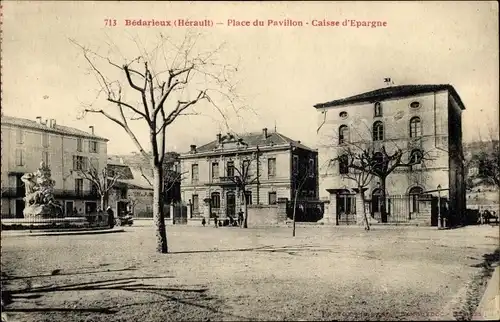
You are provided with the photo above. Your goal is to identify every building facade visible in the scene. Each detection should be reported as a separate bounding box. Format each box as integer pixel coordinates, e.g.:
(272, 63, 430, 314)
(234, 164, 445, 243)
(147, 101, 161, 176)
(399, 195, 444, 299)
(315, 84, 466, 226)
(1, 116, 108, 218)
(179, 128, 318, 221)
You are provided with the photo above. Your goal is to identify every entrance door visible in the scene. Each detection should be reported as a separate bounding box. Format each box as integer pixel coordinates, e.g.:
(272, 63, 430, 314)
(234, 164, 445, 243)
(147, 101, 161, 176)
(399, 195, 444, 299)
(65, 201, 74, 217)
(117, 201, 129, 216)
(85, 202, 97, 215)
(15, 199, 25, 218)
(372, 189, 387, 223)
(226, 191, 236, 218)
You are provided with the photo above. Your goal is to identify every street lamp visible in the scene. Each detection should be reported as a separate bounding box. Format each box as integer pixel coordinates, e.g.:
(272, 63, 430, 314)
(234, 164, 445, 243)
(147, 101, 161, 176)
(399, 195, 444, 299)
(437, 184, 442, 229)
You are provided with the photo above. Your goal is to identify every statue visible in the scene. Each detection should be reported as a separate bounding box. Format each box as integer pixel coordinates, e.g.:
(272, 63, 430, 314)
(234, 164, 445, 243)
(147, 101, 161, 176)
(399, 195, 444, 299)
(22, 161, 63, 218)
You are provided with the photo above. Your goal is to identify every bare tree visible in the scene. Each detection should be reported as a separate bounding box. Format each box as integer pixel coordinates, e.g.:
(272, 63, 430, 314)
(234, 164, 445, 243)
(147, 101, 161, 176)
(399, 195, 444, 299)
(333, 148, 375, 230)
(127, 195, 139, 215)
(72, 33, 240, 253)
(227, 154, 260, 228)
(74, 158, 121, 210)
(291, 160, 315, 237)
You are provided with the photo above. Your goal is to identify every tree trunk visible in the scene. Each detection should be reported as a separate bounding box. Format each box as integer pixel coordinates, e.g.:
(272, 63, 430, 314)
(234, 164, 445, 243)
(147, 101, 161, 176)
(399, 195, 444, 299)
(292, 191, 298, 237)
(380, 178, 387, 223)
(360, 190, 370, 231)
(153, 164, 168, 253)
(100, 195, 105, 211)
(243, 190, 248, 228)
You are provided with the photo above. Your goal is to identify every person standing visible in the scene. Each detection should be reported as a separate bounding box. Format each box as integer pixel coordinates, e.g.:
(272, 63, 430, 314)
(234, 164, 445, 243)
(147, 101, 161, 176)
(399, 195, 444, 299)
(238, 209, 244, 228)
(213, 214, 218, 228)
(107, 206, 115, 228)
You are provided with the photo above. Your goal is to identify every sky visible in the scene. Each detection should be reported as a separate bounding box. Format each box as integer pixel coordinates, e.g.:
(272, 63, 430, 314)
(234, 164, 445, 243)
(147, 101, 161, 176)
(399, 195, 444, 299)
(2, 1, 499, 155)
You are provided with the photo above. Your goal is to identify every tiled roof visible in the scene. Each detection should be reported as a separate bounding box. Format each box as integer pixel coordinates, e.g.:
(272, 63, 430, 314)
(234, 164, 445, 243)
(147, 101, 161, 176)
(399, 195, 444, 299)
(194, 131, 315, 154)
(1, 115, 108, 141)
(314, 84, 466, 110)
(107, 163, 153, 190)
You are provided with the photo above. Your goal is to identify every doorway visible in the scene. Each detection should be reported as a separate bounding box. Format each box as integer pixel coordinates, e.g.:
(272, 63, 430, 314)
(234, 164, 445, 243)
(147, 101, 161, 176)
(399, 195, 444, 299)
(226, 191, 236, 218)
(15, 199, 25, 218)
(117, 201, 129, 216)
(372, 188, 387, 223)
(65, 201, 74, 217)
(85, 201, 97, 215)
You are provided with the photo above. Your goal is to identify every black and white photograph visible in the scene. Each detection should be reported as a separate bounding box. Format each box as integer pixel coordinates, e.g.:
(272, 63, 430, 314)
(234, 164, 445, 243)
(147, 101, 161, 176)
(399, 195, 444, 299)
(1, 1, 499, 321)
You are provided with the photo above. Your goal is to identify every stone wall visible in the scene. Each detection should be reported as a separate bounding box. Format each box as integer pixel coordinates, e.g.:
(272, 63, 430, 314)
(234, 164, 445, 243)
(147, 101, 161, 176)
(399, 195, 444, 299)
(247, 201, 288, 227)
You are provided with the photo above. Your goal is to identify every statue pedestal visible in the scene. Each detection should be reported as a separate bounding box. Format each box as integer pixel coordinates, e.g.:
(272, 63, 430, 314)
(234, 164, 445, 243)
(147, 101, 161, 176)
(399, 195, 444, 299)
(23, 204, 63, 219)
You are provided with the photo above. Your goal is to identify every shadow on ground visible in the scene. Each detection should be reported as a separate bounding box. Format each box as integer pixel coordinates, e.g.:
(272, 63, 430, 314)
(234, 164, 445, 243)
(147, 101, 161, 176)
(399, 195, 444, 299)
(1, 268, 253, 321)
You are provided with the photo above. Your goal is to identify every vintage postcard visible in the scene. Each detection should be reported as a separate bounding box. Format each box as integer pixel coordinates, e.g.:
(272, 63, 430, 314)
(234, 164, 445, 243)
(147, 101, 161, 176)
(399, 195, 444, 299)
(1, 1, 499, 321)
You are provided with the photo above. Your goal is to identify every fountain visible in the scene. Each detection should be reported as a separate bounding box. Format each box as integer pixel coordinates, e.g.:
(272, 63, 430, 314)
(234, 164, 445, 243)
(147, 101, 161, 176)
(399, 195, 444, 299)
(21, 161, 64, 218)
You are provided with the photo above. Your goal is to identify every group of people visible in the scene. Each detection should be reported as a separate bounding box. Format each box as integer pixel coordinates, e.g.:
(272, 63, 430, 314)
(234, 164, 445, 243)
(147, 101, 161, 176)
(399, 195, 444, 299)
(479, 209, 498, 224)
(201, 209, 245, 228)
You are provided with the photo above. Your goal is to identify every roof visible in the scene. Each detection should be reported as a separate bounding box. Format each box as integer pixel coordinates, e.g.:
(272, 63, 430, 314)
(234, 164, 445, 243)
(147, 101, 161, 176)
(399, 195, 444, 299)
(109, 164, 153, 190)
(193, 130, 315, 154)
(314, 84, 466, 110)
(1, 115, 108, 141)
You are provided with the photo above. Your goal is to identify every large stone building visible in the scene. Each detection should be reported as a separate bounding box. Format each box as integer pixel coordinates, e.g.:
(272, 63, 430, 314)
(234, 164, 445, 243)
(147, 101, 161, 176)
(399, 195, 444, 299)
(179, 128, 318, 222)
(1, 115, 108, 217)
(315, 84, 466, 226)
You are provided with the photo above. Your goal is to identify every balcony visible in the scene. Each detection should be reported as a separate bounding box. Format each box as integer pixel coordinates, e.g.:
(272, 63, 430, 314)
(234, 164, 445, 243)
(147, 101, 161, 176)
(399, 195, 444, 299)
(0, 187, 98, 200)
(205, 176, 237, 186)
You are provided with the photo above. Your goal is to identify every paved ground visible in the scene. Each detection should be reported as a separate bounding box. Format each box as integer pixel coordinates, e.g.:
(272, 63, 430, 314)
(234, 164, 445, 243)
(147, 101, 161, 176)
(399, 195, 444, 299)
(1, 224, 499, 321)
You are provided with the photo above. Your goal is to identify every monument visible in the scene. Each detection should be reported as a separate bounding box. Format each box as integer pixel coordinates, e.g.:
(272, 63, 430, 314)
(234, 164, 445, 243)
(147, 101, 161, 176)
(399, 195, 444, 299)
(21, 161, 63, 218)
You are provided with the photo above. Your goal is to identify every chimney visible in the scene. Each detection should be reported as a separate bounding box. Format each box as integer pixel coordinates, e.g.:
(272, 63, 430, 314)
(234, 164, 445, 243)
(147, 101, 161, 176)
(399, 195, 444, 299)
(262, 128, 268, 139)
(89, 125, 94, 135)
(217, 133, 222, 143)
(190, 144, 197, 153)
(36, 116, 42, 124)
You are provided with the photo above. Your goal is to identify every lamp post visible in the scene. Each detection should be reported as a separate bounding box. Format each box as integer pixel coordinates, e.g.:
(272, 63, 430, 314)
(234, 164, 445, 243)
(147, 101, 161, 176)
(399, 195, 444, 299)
(437, 184, 442, 229)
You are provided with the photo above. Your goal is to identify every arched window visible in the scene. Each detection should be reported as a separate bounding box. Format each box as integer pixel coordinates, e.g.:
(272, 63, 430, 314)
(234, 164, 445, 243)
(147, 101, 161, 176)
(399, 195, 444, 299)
(339, 154, 349, 174)
(409, 117, 422, 138)
(338, 125, 349, 144)
(409, 149, 423, 165)
(372, 152, 384, 173)
(409, 186, 424, 214)
(374, 102, 382, 117)
(372, 121, 384, 141)
(211, 192, 220, 209)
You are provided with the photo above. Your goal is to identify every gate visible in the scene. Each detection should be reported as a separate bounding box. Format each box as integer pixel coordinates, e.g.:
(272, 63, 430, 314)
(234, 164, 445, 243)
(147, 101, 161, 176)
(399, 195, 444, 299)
(336, 193, 356, 225)
(173, 203, 188, 224)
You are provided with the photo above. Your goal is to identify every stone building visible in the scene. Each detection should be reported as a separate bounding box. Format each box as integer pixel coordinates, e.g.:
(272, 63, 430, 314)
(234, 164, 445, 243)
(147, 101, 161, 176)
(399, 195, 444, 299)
(315, 84, 466, 226)
(1, 115, 108, 217)
(179, 128, 319, 223)
(106, 160, 154, 217)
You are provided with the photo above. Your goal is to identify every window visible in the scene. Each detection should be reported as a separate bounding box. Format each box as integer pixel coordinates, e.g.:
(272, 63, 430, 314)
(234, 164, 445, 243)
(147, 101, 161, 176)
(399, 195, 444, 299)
(339, 154, 349, 174)
(292, 155, 298, 174)
(268, 158, 276, 177)
(308, 158, 315, 177)
(242, 160, 251, 177)
(372, 152, 384, 172)
(211, 192, 221, 209)
(245, 190, 252, 205)
(339, 111, 348, 119)
(16, 129, 24, 144)
(120, 188, 127, 199)
(374, 102, 383, 117)
(192, 194, 199, 213)
(268, 192, 277, 205)
(90, 183, 99, 196)
(339, 125, 349, 144)
(42, 151, 50, 166)
(75, 179, 84, 196)
(41, 132, 49, 148)
(191, 164, 199, 183)
(89, 141, 98, 153)
(226, 161, 235, 177)
(211, 162, 219, 180)
(77, 138, 83, 152)
(410, 101, 420, 109)
(372, 121, 384, 141)
(15, 149, 24, 166)
(89, 157, 99, 171)
(409, 149, 423, 165)
(409, 187, 424, 214)
(409, 117, 422, 138)
(73, 156, 88, 171)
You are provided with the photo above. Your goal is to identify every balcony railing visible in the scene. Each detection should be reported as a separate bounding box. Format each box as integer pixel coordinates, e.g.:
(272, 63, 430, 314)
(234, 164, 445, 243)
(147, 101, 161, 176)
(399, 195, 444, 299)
(205, 176, 237, 186)
(1, 187, 98, 199)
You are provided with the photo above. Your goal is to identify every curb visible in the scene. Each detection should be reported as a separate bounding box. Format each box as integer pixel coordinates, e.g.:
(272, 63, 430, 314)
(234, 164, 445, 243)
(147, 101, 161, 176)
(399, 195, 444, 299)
(2, 228, 126, 237)
(473, 265, 500, 321)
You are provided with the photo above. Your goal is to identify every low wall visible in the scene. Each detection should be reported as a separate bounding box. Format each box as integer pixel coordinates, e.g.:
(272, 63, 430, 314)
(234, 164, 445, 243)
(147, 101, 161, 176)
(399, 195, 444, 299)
(247, 205, 281, 227)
